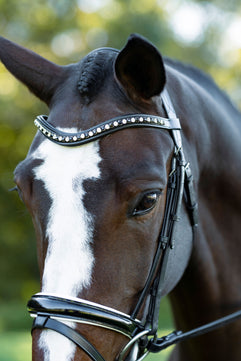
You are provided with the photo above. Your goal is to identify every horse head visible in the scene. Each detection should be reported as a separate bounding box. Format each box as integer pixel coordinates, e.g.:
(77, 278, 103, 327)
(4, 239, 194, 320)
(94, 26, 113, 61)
(0, 34, 194, 361)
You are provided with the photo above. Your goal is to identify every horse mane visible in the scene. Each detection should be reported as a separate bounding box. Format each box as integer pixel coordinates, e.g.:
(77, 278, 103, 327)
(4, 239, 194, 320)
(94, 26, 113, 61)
(78, 50, 115, 104)
(164, 57, 239, 113)
(77, 48, 239, 114)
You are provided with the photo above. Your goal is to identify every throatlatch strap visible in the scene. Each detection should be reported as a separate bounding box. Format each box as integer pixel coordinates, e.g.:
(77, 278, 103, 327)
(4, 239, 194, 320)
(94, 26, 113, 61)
(32, 316, 105, 361)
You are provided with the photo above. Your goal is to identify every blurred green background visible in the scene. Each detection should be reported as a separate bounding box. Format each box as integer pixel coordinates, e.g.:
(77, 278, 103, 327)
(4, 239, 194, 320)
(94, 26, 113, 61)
(0, 0, 240, 360)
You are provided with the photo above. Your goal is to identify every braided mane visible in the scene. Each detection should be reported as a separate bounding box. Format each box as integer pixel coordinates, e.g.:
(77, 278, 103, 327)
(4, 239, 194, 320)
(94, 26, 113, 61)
(78, 50, 115, 104)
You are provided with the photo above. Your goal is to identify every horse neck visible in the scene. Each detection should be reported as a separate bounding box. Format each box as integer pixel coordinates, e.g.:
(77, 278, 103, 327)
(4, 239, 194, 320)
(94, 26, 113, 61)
(168, 84, 241, 361)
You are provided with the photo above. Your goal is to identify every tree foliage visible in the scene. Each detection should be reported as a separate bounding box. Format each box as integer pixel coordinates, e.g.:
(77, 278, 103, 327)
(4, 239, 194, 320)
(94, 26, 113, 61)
(0, 0, 240, 324)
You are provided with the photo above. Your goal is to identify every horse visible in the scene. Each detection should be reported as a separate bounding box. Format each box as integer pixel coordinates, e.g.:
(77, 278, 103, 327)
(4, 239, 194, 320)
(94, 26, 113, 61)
(1, 33, 241, 361)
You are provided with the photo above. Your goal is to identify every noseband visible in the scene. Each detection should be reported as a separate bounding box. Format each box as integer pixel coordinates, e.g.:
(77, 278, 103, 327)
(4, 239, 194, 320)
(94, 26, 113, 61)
(27, 89, 241, 361)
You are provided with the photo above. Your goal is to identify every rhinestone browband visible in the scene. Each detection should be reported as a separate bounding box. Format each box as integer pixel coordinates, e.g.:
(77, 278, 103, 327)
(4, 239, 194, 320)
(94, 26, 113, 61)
(34, 114, 181, 146)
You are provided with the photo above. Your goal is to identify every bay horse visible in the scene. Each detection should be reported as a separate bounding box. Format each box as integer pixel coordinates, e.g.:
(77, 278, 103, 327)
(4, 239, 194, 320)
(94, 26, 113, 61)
(1, 34, 241, 361)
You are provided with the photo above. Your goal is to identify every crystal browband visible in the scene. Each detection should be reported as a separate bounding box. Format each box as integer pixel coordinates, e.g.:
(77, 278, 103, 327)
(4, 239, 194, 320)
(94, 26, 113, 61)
(34, 114, 181, 146)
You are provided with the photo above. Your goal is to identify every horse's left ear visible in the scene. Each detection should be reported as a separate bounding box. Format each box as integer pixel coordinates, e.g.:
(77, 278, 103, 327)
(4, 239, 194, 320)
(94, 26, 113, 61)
(114, 34, 166, 101)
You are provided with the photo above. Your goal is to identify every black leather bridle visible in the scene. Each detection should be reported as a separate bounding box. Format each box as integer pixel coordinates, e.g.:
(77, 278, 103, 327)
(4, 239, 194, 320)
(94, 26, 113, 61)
(27, 89, 241, 361)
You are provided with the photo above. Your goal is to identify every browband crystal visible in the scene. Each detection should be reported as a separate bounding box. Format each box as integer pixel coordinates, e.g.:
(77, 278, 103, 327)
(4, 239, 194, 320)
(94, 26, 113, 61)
(34, 114, 181, 146)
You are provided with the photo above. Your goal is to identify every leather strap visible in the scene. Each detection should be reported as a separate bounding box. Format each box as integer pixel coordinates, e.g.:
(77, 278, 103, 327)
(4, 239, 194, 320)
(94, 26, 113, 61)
(147, 309, 241, 353)
(147, 151, 185, 334)
(28, 293, 140, 338)
(162, 89, 198, 229)
(34, 113, 181, 146)
(130, 150, 185, 331)
(32, 315, 106, 361)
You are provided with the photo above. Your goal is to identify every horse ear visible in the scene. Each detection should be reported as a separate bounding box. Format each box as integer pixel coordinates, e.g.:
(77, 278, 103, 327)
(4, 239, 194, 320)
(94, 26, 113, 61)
(114, 34, 166, 101)
(0, 36, 65, 105)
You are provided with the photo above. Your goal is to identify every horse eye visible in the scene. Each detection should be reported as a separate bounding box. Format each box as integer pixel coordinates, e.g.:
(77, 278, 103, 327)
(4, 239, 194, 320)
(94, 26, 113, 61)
(132, 191, 162, 217)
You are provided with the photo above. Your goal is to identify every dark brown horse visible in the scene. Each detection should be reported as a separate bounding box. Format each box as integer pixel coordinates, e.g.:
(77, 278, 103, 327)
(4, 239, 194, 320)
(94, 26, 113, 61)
(1, 34, 241, 361)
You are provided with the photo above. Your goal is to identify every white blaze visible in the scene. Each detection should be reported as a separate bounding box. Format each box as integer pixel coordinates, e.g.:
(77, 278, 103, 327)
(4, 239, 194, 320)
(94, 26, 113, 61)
(32, 131, 102, 361)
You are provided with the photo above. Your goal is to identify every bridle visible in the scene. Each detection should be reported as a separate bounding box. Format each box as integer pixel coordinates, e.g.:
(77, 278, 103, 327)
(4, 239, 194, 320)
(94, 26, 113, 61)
(27, 89, 241, 361)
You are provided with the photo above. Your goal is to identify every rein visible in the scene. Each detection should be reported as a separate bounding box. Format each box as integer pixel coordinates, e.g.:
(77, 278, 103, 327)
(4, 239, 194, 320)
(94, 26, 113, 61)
(27, 88, 241, 361)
